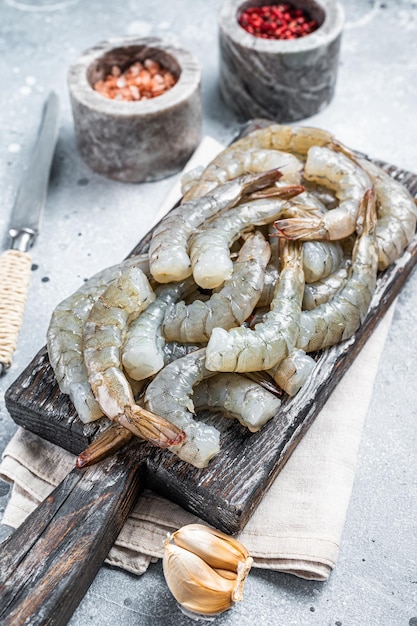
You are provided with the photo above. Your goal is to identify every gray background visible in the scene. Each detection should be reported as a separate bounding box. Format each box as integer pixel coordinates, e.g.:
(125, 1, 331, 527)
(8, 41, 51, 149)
(0, 1, 416, 624)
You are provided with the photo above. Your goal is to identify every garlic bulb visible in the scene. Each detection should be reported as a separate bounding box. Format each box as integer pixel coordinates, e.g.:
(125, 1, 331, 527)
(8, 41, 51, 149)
(163, 523, 253, 617)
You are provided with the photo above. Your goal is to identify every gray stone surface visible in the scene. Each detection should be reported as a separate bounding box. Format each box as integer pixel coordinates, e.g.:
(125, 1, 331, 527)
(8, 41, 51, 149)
(219, 0, 345, 122)
(0, 0, 417, 625)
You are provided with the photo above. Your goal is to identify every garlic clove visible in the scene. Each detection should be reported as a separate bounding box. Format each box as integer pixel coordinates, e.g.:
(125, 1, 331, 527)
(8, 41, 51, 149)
(172, 523, 252, 573)
(163, 524, 253, 617)
(163, 543, 236, 616)
(213, 568, 239, 581)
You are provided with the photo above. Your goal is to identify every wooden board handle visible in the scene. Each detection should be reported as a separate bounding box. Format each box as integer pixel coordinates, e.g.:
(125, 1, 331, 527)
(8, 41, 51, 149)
(0, 249, 32, 373)
(0, 441, 147, 626)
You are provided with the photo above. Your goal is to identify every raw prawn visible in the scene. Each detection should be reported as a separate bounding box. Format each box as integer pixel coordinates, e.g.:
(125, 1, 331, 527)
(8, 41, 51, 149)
(182, 147, 303, 200)
(302, 259, 351, 310)
(46, 255, 149, 423)
(268, 349, 316, 396)
(148, 169, 282, 283)
(208, 124, 336, 161)
(297, 189, 378, 352)
(189, 185, 304, 289)
(122, 278, 195, 381)
(205, 239, 304, 373)
(274, 146, 372, 241)
(83, 265, 186, 449)
(163, 231, 271, 343)
(357, 158, 417, 270)
(302, 240, 345, 283)
(76, 364, 281, 467)
(144, 348, 220, 468)
(192, 372, 281, 432)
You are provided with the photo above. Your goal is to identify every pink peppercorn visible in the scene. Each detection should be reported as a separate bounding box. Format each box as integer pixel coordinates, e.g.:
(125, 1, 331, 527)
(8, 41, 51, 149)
(238, 3, 319, 40)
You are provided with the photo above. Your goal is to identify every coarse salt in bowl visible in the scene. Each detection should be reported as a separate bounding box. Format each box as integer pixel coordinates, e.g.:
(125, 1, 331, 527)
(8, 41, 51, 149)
(68, 36, 202, 183)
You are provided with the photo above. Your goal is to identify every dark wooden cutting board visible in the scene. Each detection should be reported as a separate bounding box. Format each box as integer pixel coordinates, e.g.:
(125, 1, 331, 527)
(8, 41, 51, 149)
(4, 144, 417, 533)
(2, 120, 417, 625)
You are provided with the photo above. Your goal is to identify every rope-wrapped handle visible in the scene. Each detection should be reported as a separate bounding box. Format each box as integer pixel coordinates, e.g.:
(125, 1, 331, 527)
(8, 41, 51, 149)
(0, 249, 32, 372)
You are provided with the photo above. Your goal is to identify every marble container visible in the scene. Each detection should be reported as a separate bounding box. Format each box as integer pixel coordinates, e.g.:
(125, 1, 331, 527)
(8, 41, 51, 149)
(67, 37, 202, 183)
(218, 0, 345, 123)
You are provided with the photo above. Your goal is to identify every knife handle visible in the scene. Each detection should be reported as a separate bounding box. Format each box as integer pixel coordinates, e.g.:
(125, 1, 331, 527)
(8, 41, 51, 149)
(0, 441, 147, 626)
(0, 249, 32, 373)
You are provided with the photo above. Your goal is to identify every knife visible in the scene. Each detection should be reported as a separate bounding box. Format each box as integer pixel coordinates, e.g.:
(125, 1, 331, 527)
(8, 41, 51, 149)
(0, 91, 60, 375)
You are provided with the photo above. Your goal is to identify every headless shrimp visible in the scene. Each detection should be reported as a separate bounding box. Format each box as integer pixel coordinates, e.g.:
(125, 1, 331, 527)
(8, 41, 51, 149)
(189, 185, 303, 289)
(213, 124, 336, 160)
(144, 348, 221, 468)
(205, 239, 304, 373)
(46, 255, 149, 423)
(122, 278, 195, 381)
(182, 148, 303, 200)
(163, 231, 271, 343)
(83, 265, 185, 449)
(274, 146, 372, 241)
(302, 259, 351, 310)
(357, 158, 417, 270)
(148, 169, 283, 283)
(181, 123, 335, 203)
(297, 189, 378, 352)
(192, 372, 281, 432)
(267, 348, 316, 396)
(302, 240, 345, 283)
(328, 144, 417, 269)
(76, 367, 281, 467)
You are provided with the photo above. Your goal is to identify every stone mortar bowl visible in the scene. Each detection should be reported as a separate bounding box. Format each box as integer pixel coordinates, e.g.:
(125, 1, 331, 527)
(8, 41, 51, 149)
(218, 0, 345, 123)
(68, 36, 202, 183)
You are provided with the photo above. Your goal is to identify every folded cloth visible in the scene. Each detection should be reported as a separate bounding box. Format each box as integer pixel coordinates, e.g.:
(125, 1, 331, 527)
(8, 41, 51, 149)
(0, 302, 395, 581)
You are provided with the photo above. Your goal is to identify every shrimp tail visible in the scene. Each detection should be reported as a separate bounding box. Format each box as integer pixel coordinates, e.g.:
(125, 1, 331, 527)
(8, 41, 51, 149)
(327, 139, 360, 162)
(122, 405, 187, 449)
(242, 168, 284, 196)
(75, 405, 187, 468)
(247, 184, 305, 200)
(273, 209, 328, 241)
(76, 424, 132, 468)
(360, 187, 377, 235)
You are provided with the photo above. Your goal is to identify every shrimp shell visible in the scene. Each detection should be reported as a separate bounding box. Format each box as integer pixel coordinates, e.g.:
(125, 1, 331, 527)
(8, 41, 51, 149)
(144, 348, 220, 468)
(302, 240, 344, 283)
(46, 254, 149, 423)
(189, 186, 303, 289)
(148, 169, 282, 284)
(268, 349, 316, 397)
(83, 266, 185, 449)
(358, 158, 417, 270)
(192, 373, 281, 432)
(205, 239, 304, 373)
(275, 146, 372, 241)
(163, 341, 203, 363)
(297, 189, 378, 352)
(163, 231, 271, 343)
(182, 147, 303, 200)
(211, 124, 335, 161)
(122, 278, 194, 381)
(302, 259, 351, 311)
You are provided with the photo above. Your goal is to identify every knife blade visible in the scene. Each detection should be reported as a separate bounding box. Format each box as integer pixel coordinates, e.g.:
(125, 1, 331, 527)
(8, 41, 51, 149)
(0, 91, 60, 375)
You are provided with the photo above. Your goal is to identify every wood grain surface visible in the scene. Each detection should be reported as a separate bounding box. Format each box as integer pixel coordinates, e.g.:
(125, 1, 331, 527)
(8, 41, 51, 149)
(0, 443, 147, 625)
